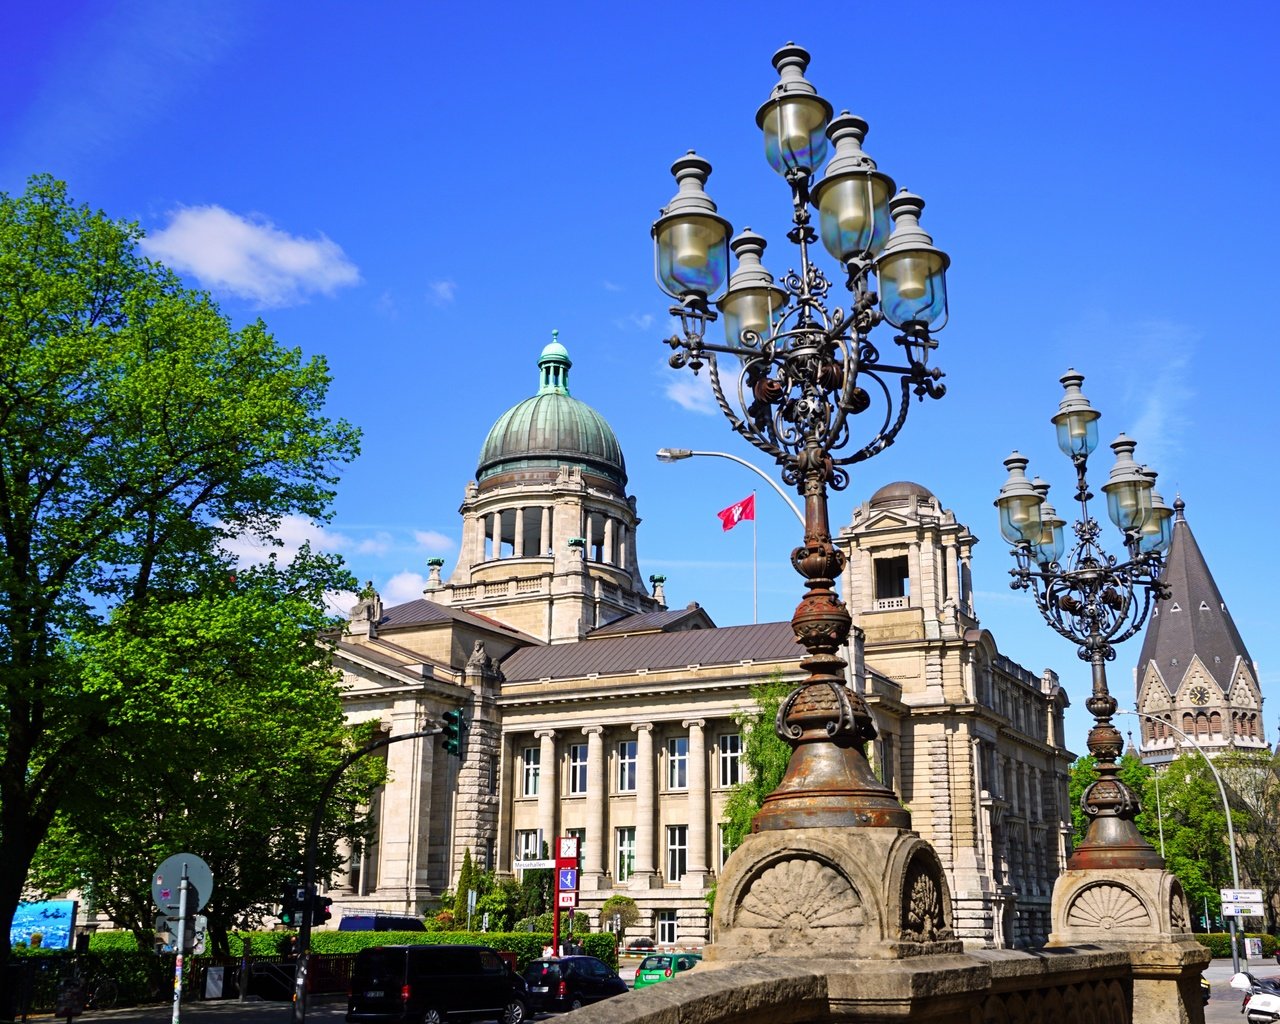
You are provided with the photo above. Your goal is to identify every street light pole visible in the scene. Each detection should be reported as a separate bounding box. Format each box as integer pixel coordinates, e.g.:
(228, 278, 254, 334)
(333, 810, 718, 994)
(996, 371, 1173, 867)
(1118, 709, 1245, 973)
(652, 43, 950, 830)
(655, 448, 805, 526)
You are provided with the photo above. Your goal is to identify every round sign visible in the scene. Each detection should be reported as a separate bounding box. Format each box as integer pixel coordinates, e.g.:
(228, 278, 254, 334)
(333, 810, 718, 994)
(152, 853, 214, 913)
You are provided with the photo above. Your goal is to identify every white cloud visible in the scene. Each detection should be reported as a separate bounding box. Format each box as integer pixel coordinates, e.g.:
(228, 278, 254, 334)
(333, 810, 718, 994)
(324, 590, 358, 618)
(427, 279, 457, 306)
(141, 205, 360, 307)
(355, 532, 393, 556)
(1124, 320, 1195, 476)
(413, 530, 455, 552)
(602, 280, 624, 293)
(664, 372, 717, 415)
(221, 514, 352, 566)
(613, 311, 655, 332)
(383, 571, 427, 604)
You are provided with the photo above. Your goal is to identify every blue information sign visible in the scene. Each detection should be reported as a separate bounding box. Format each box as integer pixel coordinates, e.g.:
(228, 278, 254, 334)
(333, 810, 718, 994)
(558, 867, 578, 891)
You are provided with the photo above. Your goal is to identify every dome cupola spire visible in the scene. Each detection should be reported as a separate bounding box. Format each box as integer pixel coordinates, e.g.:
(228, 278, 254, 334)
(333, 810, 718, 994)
(538, 330, 572, 395)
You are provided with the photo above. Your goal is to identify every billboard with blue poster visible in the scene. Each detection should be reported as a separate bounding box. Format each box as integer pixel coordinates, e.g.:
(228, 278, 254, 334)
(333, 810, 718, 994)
(11, 899, 77, 949)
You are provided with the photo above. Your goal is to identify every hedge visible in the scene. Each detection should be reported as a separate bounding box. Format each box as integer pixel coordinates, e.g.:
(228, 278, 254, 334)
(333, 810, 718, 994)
(79, 929, 618, 969)
(1194, 932, 1277, 958)
(309, 930, 617, 968)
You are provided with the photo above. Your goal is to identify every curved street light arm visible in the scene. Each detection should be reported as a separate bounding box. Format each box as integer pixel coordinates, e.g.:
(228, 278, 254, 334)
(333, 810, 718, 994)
(657, 448, 805, 526)
(1116, 709, 1243, 972)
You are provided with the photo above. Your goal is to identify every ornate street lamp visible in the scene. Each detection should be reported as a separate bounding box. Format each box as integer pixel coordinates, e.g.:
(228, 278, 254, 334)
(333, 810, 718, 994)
(652, 43, 950, 831)
(995, 370, 1172, 868)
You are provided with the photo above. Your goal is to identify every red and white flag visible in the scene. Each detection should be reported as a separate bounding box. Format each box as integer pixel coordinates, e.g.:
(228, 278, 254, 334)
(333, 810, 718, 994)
(716, 494, 756, 532)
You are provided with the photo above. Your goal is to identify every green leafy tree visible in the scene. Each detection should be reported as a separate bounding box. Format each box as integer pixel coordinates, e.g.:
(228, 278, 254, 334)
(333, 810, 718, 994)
(518, 843, 553, 919)
(1218, 748, 1280, 932)
(0, 175, 360, 984)
(453, 848, 477, 928)
(720, 672, 794, 853)
(599, 894, 639, 939)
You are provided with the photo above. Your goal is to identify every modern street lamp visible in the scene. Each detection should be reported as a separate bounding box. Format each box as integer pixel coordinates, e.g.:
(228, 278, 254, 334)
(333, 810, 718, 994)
(655, 448, 804, 525)
(1118, 709, 1246, 972)
(996, 370, 1173, 868)
(652, 43, 950, 831)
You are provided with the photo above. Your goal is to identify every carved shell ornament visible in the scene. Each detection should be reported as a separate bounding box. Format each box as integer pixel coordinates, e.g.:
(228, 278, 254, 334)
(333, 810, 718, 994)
(736, 858, 862, 931)
(1066, 884, 1150, 930)
(1170, 889, 1190, 932)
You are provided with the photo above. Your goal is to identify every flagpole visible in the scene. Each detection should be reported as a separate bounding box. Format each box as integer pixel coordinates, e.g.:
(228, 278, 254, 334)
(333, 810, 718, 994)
(753, 489, 758, 624)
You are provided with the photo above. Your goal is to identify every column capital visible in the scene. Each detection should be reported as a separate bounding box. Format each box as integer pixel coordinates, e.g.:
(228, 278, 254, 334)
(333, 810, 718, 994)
(631, 722, 653, 735)
(681, 718, 706, 731)
(581, 725, 604, 737)
(534, 729, 557, 741)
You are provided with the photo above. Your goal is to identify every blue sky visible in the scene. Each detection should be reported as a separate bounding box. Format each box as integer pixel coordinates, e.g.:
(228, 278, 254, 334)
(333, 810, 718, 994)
(5, 1, 1277, 758)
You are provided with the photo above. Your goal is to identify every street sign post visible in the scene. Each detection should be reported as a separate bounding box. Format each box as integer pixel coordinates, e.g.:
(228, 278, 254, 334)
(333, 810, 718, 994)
(152, 854, 213, 1024)
(1221, 888, 1264, 903)
(557, 892, 578, 909)
(1222, 904, 1265, 917)
(513, 859, 555, 870)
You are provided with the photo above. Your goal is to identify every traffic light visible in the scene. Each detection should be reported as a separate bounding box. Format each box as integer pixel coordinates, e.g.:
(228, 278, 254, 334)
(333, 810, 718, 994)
(442, 709, 467, 757)
(281, 885, 307, 928)
(311, 894, 333, 925)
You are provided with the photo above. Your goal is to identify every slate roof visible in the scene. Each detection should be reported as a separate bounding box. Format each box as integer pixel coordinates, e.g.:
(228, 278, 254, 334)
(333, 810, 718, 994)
(377, 598, 539, 641)
(588, 604, 716, 638)
(501, 620, 799, 681)
(1135, 500, 1253, 694)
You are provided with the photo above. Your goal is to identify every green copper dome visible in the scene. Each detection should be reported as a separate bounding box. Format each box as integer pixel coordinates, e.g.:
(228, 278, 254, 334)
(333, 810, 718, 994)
(477, 335, 627, 488)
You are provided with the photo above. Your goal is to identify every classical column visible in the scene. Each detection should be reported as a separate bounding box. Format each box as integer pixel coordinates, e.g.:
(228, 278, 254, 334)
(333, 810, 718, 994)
(484, 513, 496, 560)
(618, 522, 629, 573)
(535, 730, 557, 853)
(683, 719, 708, 888)
(631, 723, 657, 888)
(584, 512, 595, 560)
(514, 507, 525, 557)
(943, 540, 958, 605)
(540, 505, 552, 556)
(583, 726, 605, 889)
(376, 706, 432, 907)
(960, 545, 975, 616)
(603, 517, 615, 565)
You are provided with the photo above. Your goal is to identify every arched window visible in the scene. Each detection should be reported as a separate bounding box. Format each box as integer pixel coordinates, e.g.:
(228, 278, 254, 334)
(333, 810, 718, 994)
(1210, 712, 1222, 737)
(1196, 713, 1209, 739)
(1183, 712, 1194, 735)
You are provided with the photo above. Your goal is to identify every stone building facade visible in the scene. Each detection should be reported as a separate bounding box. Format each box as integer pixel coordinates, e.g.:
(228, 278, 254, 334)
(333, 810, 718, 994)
(328, 339, 1072, 949)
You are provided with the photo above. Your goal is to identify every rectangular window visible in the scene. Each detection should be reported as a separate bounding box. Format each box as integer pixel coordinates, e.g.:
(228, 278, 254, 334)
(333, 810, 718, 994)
(656, 909, 678, 945)
(717, 733, 742, 787)
(718, 824, 738, 870)
(521, 747, 540, 797)
(667, 737, 688, 790)
(617, 740, 637, 793)
(615, 827, 635, 882)
(665, 824, 687, 882)
(515, 829, 541, 865)
(569, 743, 588, 795)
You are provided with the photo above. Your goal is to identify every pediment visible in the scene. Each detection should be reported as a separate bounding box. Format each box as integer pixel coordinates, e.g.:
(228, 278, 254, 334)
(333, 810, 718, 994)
(856, 508, 919, 532)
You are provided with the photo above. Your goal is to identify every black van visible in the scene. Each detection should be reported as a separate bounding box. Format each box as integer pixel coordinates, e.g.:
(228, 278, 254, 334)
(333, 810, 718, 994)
(346, 945, 527, 1024)
(339, 913, 426, 932)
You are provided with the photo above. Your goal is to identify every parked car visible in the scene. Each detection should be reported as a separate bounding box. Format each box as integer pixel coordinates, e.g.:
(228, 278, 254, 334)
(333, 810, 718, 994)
(520, 956, 627, 1012)
(346, 945, 527, 1024)
(633, 953, 700, 990)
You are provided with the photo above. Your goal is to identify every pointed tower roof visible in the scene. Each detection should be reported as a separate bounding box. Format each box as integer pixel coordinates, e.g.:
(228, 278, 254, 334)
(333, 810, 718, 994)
(1135, 497, 1253, 694)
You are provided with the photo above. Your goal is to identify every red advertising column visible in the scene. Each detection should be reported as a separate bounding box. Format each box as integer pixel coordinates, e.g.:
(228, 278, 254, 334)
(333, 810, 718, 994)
(553, 836, 580, 956)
